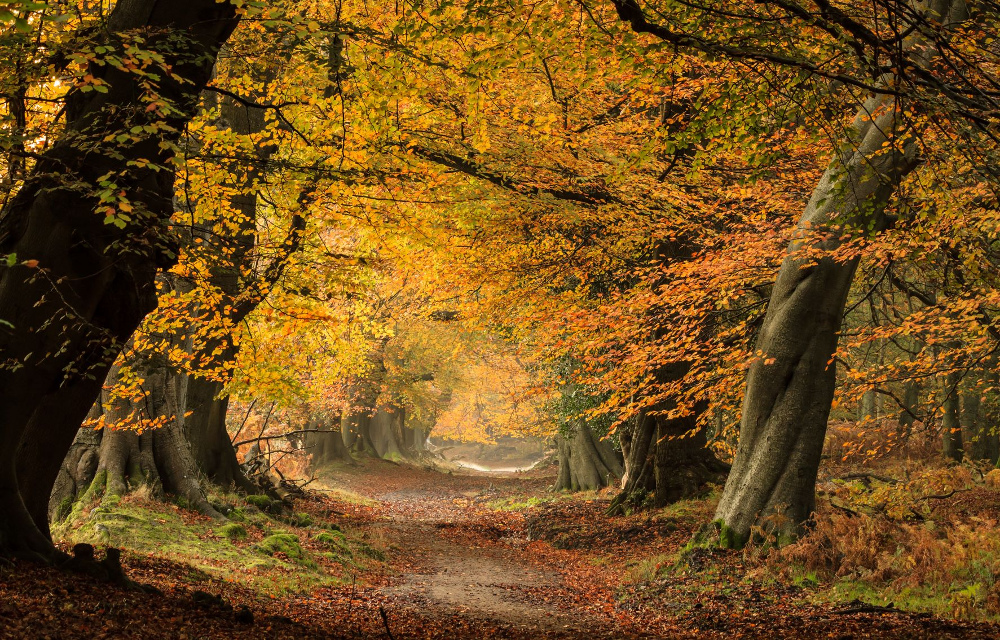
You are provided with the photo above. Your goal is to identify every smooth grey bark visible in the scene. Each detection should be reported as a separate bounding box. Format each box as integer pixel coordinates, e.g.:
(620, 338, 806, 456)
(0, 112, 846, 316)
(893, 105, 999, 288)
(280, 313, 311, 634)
(337, 339, 425, 461)
(554, 420, 624, 492)
(0, 0, 238, 560)
(184, 378, 256, 492)
(608, 398, 727, 514)
(298, 418, 355, 471)
(711, 0, 968, 548)
(860, 389, 878, 421)
(181, 71, 278, 492)
(900, 379, 921, 433)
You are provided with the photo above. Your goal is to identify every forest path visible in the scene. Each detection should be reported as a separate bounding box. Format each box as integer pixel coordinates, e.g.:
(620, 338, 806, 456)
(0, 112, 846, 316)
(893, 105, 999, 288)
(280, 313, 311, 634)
(323, 461, 615, 637)
(314, 459, 1000, 640)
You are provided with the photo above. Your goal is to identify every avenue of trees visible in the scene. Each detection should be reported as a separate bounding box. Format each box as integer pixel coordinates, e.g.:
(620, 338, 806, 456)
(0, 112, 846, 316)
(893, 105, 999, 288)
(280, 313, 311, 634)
(1, 0, 1000, 565)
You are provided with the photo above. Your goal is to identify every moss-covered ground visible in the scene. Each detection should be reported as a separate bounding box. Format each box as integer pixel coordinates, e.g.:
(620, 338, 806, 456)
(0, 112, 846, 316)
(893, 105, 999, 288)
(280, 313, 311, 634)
(52, 485, 385, 596)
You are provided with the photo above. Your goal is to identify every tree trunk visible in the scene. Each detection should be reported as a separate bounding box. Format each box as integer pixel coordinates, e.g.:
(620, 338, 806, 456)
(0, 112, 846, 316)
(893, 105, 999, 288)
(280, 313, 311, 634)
(900, 379, 920, 434)
(300, 419, 355, 470)
(0, 0, 237, 560)
(178, 64, 282, 489)
(942, 371, 964, 462)
(554, 420, 624, 492)
(51, 363, 224, 523)
(711, 1, 967, 548)
(184, 377, 257, 492)
(610, 411, 657, 511)
(860, 389, 877, 422)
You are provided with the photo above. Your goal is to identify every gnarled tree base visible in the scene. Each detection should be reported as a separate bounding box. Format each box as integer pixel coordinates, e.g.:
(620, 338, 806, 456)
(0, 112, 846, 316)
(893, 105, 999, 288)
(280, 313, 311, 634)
(51, 419, 224, 524)
(554, 421, 623, 492)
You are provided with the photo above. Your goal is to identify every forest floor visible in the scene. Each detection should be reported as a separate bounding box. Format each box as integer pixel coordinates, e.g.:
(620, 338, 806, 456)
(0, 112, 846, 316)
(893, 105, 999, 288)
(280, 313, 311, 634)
(2, 458, 1000, 638)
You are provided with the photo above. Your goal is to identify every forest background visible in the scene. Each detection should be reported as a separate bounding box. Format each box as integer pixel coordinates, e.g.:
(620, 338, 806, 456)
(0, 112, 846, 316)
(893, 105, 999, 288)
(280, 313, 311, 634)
(2, 0, 1000, 627)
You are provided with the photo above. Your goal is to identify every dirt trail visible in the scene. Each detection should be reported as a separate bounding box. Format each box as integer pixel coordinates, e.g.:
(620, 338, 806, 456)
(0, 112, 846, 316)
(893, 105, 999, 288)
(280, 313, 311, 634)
(331, 466, 609, 635)
(317, 461, 1000, 640)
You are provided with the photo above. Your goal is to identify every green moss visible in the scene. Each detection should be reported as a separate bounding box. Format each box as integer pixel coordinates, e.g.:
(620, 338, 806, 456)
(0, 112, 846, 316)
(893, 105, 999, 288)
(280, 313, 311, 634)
(284, 512, 314, 527)
(716, 521, 747, 550)
(255, 533, 316, 569)
(220, 523, 247, 541)
(313, 530, 352, 555)
(245, 494, 273, 510)
(53, 494, 75, 522)
(52, 499, 335, 595)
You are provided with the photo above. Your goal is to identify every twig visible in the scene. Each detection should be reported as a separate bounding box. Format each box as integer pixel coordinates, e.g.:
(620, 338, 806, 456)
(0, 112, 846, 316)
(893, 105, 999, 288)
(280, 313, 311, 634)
(828, 500, 860, 518)
(920, 488, 972, 501)
(839, 473, 899, 485)
(834, 603, 901, 615)
(378, 606, 394, 640)
(233, 428, 331, 448)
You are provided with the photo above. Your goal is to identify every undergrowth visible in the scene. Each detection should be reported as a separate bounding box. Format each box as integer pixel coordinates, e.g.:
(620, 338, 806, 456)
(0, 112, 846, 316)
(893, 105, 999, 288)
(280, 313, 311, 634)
(760, 464, 1000, 621)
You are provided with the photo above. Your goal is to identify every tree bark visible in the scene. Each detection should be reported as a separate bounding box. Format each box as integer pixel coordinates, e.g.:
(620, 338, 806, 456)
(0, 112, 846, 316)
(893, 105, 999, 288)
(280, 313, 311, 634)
(554, 420, 623, 492)
(710, 0, 966, 549)
(299, 419, 355, 471)
(608, 399, 727, 514)
(900, 379, 920, 434)
(0, 0, 238, 560)
(51, 362, 224, 523)
(942, 370, 964, 462)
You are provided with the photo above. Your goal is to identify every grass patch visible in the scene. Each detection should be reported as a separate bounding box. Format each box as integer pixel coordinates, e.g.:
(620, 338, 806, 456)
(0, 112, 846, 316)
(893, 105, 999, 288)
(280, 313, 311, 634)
(52, 494, 375, 595)
(245, 494, 275, 511)
(487, 495, 554, 511)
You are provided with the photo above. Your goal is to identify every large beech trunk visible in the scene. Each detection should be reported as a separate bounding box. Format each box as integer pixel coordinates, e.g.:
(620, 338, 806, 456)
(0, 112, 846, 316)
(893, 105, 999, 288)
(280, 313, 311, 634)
(51, 363, 224, 523)
(0, 0, 237, 560)
(179, 78, 277, 492)
(299, 419, 355, 471)
(338, 340, 424, 461)
(608, 399, 727, 514)
(711, 0, 966, 548)
(554, 421, 623, 492)
(184, 377, 256, 492)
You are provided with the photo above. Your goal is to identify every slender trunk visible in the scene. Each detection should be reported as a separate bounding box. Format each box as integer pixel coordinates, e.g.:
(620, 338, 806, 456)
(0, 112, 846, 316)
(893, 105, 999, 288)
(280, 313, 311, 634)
(610, 411, 657, 512)
(900, 379, 920, 434)
(860, 389, 877, 422)
(942, 370, 963, 462)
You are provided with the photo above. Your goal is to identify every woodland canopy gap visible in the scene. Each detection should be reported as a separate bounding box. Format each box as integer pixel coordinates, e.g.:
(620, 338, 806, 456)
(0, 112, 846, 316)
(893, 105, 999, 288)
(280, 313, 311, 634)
(2, 0, 1000, 637)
